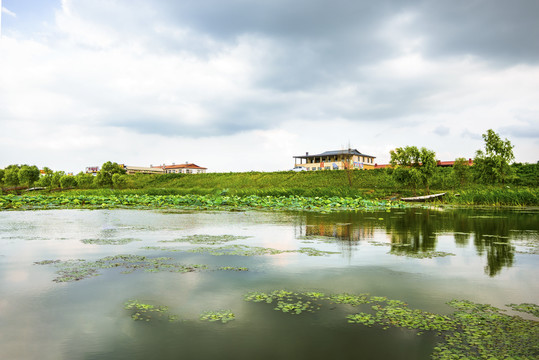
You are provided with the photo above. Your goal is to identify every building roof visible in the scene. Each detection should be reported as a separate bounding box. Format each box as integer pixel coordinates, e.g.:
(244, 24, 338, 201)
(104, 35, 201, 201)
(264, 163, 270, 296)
(162, 163, 207, 170)
(293, 149, 376, 159)
(436, 159, 474, 167)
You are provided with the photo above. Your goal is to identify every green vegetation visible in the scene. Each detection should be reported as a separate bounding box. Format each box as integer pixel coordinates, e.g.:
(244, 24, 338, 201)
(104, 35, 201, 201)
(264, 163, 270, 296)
(2, 168, 537, 205)
(95, 161, 127, 187)
(244, 290, 539, 359)
(507, 303, 539, 317)
(474, 129, 515, 185)
(160, 234, 252, 245)
(145, 244, 340, 257)
(34, 255, 208, 282)
(124, 299, 178, 322)
(80, 238, 142, 245)
(390, 146, 437, 194)
(217, 266, 249, 271)
(199, 310, 235, 323)
(0, 193, 403, 211)
(389, 249, 456, 259)
(2, 129, 537, 205)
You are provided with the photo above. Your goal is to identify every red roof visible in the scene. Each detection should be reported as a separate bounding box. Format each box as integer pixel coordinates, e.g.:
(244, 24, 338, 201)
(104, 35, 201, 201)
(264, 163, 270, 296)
(162, 163, 207, 170)
(436, 159, 474, 167)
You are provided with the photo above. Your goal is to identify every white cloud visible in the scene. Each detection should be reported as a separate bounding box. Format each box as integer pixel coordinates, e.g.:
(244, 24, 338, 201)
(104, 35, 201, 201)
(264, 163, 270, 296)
(1, 6, 16, 18)
(0, 0, 538, 173)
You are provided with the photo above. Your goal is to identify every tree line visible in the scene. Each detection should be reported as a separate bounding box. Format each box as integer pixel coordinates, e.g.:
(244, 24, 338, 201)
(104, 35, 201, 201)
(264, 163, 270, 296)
(0, 161, 127, 190)
(388, 129, 531, 194)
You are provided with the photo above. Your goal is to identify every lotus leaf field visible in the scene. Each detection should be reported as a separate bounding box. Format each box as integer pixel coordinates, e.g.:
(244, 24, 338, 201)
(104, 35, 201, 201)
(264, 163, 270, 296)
(0, 194, 404, 212)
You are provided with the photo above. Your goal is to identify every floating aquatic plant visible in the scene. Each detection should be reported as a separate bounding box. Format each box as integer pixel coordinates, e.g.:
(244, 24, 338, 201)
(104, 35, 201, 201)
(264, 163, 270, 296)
(244, 290, 539, 359)
(159, 234, 252, 245)
(81, 238, 141, 245)
(217, 266, 249, 271)
(507, 303, 539, 317)
(34, 254, 208, 282)
(431, 299, 539, 359)
(145, 244, 340, 257)
(389, 250, 456, 259)
(326, 293, 370, 306)
(274, 300, 317, 314)
(200, 310, 235, 323)
(296, 247, 340, 256)
(124, 299, 178, 322)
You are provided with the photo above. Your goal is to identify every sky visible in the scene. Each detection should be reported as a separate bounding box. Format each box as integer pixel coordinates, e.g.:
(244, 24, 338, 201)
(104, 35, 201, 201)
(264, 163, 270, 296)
(0, 0, 538, 173)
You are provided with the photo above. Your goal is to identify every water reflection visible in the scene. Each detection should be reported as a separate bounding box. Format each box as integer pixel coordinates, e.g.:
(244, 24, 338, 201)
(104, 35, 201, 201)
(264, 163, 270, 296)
(296, 208, 538, 277)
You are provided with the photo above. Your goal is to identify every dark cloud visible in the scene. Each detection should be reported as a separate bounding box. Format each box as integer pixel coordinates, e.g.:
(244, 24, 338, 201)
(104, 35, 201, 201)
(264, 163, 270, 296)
(46, 0, 539, 137)
(500, 121, 539, 139)
(461, 129, 482, 140)
(434, 126, 450, 136)
(156, 0, 412, 40)
(414, 0, 539, 65)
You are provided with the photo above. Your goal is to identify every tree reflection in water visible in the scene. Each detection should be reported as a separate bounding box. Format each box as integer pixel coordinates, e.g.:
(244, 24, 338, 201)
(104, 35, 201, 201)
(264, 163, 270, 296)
(295, 208, 538, 277)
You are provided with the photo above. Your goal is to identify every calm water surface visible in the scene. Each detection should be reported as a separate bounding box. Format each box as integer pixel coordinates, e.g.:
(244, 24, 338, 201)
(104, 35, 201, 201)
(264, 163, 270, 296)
(0, 208, 537, 360)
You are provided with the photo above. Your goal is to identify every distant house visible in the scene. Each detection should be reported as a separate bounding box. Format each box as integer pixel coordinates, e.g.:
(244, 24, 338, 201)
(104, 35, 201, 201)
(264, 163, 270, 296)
(293, 149, 376, 171)
(123, 166, 164, 175)
(85, 166, 100, 175)
(159, 163, 207, 174)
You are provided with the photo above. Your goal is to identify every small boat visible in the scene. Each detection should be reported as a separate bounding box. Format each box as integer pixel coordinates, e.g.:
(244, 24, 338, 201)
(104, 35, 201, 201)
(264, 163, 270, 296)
(401, 193, 446, 202)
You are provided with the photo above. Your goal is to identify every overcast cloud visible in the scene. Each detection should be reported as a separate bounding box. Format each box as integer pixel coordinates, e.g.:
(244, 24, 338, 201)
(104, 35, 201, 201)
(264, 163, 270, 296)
(0, 0, 538, 173)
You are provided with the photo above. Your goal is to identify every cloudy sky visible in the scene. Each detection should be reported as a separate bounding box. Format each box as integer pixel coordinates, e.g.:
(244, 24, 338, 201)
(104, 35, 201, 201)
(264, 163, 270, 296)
(1, 0, 538, 173)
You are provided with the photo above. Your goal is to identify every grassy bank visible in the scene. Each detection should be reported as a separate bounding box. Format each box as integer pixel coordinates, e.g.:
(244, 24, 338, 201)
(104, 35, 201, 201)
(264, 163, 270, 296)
(2, 169, 538, 206)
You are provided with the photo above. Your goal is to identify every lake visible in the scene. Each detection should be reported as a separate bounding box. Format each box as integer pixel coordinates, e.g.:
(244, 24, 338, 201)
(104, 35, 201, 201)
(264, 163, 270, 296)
(0, 207, 537, 359)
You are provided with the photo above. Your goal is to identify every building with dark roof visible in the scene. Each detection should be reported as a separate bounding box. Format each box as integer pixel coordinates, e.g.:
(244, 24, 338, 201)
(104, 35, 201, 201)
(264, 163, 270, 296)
(293, 149, 376, 170)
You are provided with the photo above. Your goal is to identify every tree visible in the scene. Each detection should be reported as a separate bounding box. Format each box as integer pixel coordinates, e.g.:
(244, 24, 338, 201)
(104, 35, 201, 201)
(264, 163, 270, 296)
(453, 158, 471, 187)
(4, 165, 21, 186)
(112, 173, 128, 188)
(50, 171, 65, 188)
(95, 161, 126, 187)
(75, 172, 95, 188)
(390, 146, 437, 194)
(0, 168, 5, 187)
(59, 175, 77, 189)
(18, 165, 40, 187)
(474, 129, 515, 184)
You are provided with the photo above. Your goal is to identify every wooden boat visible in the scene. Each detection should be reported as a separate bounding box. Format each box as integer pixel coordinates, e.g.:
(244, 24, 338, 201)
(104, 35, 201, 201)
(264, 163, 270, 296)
(400, 193, 446, 202)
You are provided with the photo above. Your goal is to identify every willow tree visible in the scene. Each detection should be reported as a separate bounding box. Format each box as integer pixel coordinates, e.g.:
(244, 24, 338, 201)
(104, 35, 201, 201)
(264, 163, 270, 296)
(390, 146, 437, 194)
